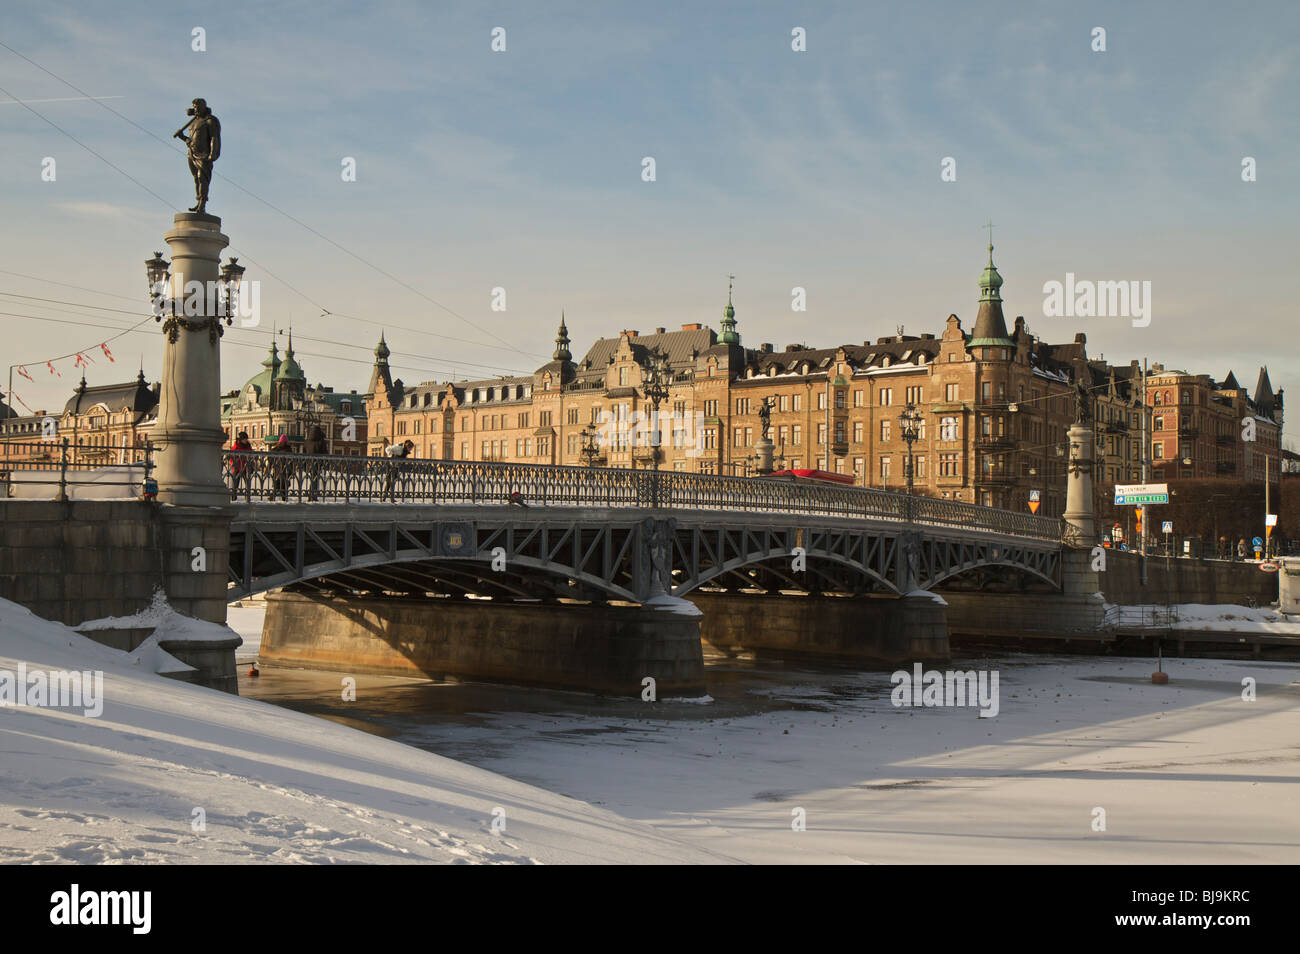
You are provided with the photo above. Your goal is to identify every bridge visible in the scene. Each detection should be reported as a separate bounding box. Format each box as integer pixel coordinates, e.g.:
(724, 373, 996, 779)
(223, 450, 1065, 603)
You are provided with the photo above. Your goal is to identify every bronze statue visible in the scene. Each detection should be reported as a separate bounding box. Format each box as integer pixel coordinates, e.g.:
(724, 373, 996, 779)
(758, 396, 773, 440)
(1074, 382, 1091, 425)
(173, 98, 221, 214)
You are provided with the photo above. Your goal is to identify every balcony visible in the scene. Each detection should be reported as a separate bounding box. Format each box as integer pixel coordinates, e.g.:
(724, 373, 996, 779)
(830, 441, 849, 457)
(977, 472, 1016, 486)
(975, 435, 1015, 450)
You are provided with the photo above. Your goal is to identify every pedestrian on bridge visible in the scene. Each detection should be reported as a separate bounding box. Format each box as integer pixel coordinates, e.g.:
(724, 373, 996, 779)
(229, 431, 253, 501)
(383, 439, 415, 501)
(270, 433, 293, 501)
(305, 425, 327, 501)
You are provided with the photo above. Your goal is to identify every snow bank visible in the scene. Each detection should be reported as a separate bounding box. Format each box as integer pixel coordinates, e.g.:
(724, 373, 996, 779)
(1105, 601, 1300, 635)
(0, 598, 727, 864)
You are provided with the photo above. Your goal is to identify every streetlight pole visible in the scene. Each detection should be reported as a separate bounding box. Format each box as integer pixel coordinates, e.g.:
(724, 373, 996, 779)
(899, 403, 922, 521)
(639, 347, 670, 506)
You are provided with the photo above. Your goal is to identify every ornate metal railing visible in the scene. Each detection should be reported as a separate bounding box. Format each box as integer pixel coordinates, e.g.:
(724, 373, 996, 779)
(1, 438, 154, 499)
(221, 450, 1066, 541)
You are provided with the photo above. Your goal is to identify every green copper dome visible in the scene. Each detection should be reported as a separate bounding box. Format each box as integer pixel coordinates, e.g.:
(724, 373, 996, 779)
(978, 243, 1004, 302)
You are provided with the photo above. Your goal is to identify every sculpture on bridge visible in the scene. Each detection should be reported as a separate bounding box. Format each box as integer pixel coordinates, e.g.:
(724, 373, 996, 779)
(173, 98, 221, 214)
(758, 396, 773, 441)
(1073, 382, 1092, 425)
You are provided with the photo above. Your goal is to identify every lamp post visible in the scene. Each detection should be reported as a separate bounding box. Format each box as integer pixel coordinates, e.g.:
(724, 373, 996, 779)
(899, 403, 922, 499)
(579, 422, 602, 467)
(640, 347, 670, 505)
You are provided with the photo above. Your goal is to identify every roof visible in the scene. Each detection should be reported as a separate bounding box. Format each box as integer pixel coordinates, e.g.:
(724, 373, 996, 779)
(63, 372, 159, 417)
(576, 327, 718, 375)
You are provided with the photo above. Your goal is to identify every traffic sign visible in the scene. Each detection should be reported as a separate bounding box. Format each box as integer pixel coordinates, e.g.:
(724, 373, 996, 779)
(1162, 521, 1173, 534)
(1260, 562, 1279, 573)
(1266, 514, 1278, 527)
(1028, 489, 1040, 514)
(1115, 483, 1169, 506)
(1252, 536, 1263, 548)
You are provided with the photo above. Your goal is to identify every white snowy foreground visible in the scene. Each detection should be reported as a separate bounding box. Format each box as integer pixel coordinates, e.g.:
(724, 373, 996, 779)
(0, 599, 729, 864)
(413, 655, 1300, 864)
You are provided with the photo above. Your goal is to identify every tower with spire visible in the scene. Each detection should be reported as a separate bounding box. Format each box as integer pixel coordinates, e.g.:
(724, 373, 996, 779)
(367, 332, 395, 401)
(554, 313, 572, 363)
(719, 275, 740, 346)
(968, 231, 1014, 350)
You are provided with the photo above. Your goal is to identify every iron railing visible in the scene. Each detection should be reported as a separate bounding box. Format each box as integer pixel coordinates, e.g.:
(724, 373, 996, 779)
(1, 438, 154, 500)
(221, 450, 1066, 541)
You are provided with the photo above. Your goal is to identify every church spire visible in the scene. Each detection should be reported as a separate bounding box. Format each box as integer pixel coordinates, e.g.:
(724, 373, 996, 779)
(719, 274, 739, 345)
(553, 312, 572, 362)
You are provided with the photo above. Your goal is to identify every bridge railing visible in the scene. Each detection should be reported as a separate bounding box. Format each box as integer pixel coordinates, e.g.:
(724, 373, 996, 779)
(2, 438, 154, 500)
(221, 450, 1065, 541)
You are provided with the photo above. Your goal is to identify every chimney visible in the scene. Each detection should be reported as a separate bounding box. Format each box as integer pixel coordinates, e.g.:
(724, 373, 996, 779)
(681, 323, 702, 331)
(1074, 332, 1087, 344)
(760, 343, 774, 353)
(655, 327, 666, 335)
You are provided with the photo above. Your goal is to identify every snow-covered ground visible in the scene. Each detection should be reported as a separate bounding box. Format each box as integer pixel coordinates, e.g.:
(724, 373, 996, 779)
(387, 655, 1300, 864)
(1106, 602, 1300, 635)
(0, 599, 729, 864)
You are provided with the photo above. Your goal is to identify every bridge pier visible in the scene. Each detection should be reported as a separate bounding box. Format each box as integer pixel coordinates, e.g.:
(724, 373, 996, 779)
(692, 591, 949, 665)
(259, 591, 707, 697)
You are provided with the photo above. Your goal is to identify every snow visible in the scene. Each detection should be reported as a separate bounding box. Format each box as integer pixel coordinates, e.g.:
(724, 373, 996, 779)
(643, 594, 703, 617)
(905, 589, 948, 605)
(1105, 601, 1300, 636)
(0, 598, 728, 864)
(80, 590, 240, 644)
(3, 465, 144, 500)
(411, 654, 1300, 863)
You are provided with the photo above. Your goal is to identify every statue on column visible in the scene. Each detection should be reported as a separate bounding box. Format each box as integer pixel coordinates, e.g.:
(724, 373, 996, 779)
(174, 98, 221, 214)
(1073, 381, 1091, 425)
(758, 396, 773, 441)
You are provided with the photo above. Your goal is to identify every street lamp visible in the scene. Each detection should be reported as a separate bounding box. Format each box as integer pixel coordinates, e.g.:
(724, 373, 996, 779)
(145, 252, 171, 318)
(639, 348, 671, 505)
(218, 257, 245, 326)
(579, 422, 602, 467)
(899, 403, 922, 497)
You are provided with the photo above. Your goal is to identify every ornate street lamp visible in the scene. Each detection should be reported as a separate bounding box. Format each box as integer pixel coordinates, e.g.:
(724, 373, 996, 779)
(639, 347, 671, 503)
(899, 403, 922, 497)
(145, 252, 171, 318)
(579, 422, 602, 467)
(218, 256, 245, 326)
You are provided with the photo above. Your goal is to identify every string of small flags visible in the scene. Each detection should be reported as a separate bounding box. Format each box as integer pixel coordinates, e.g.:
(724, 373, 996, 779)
(7, 341, 117, 415)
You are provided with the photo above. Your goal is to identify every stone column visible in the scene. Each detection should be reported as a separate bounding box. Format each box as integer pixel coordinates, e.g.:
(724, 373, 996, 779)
(153, 212, 230, 507)
(1063, 423, 1096, 546)
(755, 436, 775, 475)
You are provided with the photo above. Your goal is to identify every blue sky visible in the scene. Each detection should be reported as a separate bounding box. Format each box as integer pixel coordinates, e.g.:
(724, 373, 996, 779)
(1, 1, 1296, 427)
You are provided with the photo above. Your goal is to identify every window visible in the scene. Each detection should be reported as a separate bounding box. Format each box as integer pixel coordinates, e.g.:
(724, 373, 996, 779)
(906, 386, 923, 405)
(1181, 390, 1190, 404)
(778, 395, 789, 412)
(792, 394, 803, 412)
(1153, 442, 1164, 459)
(939, 453, 960, 476)
(940, 416, 959, 441)
(792, 425, 801, 446)
(673, 401, 686, 417)
(413, 420, 421, 435)
(946, 383, 959, 402)
(702, 428, 717, 449)
(833, 422, 844, 445)
(853, 421, 863, 442)
(734, 427, 745, 447)
(880, 388, 893, 407)
(854, 457, 864, 476)
(539, 411, 552, 427)
(981, 381, 991, 401)
(853, 390, 863, 407)
(835, 390, 846, 410)
(703, 400, 718, 417)
(518, 412, 530, 428)
(618, 366, 629, 387)
(567, 408, 579, 425)
(1153, 415, 1163, 431)
(736, 398, 750, 415)
(915, 455, 927, 478)
(880, 420, 891, 442)
(880, 457, 891, 480)
(817, 423, 827, 445)
(778, 425, 789, 446)
(817, 392, 827, 411)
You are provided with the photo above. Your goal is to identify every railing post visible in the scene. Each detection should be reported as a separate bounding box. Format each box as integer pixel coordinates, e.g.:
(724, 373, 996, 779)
(56, 437, 69, 502)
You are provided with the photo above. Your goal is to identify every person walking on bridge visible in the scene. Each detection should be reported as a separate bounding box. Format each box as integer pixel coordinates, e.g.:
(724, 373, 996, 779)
(229, 431, 253, 501)
(383, 439, 415, 501)
(305, 425, 327, 501)
(269, 432, 293, 501)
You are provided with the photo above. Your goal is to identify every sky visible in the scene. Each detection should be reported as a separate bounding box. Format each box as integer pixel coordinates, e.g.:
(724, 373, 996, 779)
(1, 1, 1296, 428)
